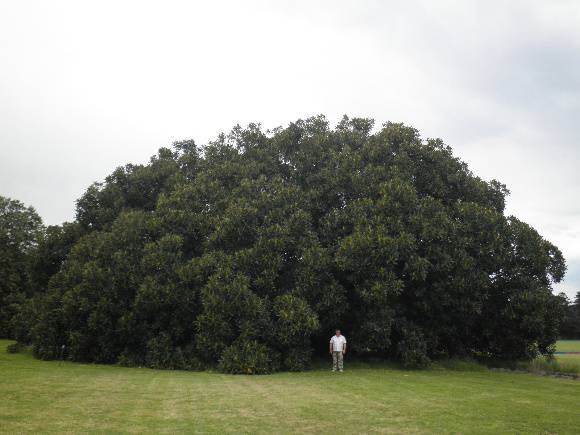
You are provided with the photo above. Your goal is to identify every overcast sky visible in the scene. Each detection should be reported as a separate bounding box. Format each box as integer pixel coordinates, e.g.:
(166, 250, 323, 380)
(1, 0, 578, 299)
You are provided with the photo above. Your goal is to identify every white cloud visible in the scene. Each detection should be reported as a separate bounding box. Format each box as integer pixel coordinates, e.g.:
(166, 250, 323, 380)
(0, 0, 578, 297)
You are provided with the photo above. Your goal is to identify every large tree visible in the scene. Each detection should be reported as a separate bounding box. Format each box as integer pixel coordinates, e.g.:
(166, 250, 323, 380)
(24, 117, 567, 371)
(0, 196, 43, 337)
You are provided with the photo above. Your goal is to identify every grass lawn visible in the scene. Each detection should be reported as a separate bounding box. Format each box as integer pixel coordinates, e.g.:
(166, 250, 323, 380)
(557, 354, 580, 362)
(1, 340, 579, 434)
(555, 340, 580, 369)
(556, 340, 580, 353)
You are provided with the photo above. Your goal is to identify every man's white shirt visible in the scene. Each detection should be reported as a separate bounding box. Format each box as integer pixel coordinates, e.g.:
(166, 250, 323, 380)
(330, 335, 346, 352)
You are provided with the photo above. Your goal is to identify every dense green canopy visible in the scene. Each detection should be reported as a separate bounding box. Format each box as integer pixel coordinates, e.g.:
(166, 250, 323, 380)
(0, 196, 43, 336)
(12, 116, 568, 372)
(560, 292, 580, 338)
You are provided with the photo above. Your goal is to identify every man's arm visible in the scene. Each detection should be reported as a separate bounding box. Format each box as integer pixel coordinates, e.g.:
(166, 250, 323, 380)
(343, 342, 347, 354)
(329, 340, 333, 354)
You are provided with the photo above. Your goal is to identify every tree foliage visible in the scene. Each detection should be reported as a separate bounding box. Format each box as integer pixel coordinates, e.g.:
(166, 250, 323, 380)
(0, 196, 43, 337)
(10, 116, 568, 370)
(560, 292, 580, 339)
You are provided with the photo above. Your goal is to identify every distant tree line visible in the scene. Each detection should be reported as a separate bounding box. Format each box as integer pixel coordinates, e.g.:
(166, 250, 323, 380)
(0, 116, 570, 372)
(560, 292, 580, 339)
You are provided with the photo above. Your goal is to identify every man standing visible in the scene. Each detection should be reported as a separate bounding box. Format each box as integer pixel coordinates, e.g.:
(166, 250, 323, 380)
(329, 329, 347, 372)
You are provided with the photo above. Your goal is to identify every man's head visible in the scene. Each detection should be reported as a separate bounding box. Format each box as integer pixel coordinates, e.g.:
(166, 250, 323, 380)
(335, 329, 341, 336)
